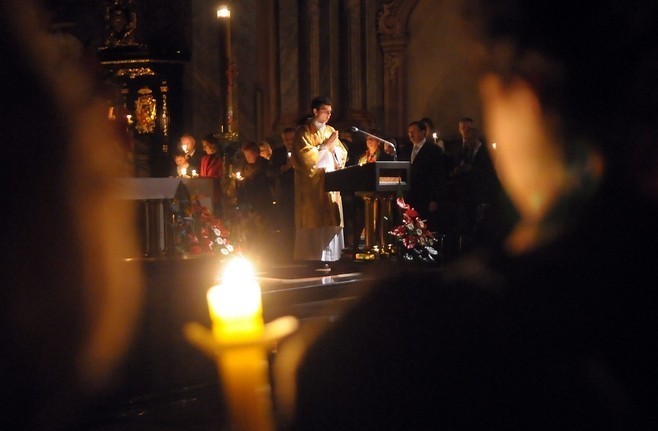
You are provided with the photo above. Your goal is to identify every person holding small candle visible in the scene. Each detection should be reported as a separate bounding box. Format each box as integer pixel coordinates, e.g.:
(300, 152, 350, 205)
(180, 132, 203, 171)
(199, 133, 224, 178)
(171, 150, 191, 177)
(235, 140, 273, 217)
(199, 133, 225, 215)
(356, 130, 395, 166)
(231, 141, 275, 259)
(259, 140, 273, 160)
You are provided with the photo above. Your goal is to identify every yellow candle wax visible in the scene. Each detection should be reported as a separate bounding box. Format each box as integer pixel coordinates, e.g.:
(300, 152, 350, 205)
(217, 344, 273, 431)
(207, 257, 273, 431)
(207, 258, 264, 341)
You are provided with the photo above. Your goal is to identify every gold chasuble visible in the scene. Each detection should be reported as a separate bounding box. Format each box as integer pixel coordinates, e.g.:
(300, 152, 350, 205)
(291, 122, 348, 261)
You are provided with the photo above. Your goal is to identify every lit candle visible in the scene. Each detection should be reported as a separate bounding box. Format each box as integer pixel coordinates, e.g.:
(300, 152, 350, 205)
(181, 167, 187, 177)
(217, 5, 231, 19)
(191, 169, 197, 177)
(208, 258, 263, 340)
(182, 143, 188, 153)
(207, 257, 274, 431)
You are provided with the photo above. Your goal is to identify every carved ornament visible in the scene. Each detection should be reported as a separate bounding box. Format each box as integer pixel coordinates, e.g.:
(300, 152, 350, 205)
(135, 86, 156, 134)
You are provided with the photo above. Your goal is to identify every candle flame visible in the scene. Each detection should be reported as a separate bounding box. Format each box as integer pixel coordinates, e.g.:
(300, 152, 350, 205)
(217, 6, 231, 18)
(209, 257, 261, 320)
(222, 257, 255, 283)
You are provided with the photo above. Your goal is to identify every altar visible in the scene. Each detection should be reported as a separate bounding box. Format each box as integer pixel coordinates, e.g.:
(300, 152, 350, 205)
(116, 177, 216, 257)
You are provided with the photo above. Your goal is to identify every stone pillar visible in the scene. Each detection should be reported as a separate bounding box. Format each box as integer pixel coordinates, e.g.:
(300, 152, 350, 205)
(276, 0, 301, 130)
(342, 0, 371, 126)
(306, 0, 322, 99)
(377, 0, 419, 136)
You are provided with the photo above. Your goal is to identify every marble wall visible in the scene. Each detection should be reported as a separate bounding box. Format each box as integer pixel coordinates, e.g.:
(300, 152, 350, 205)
(406, 0, 482, 142)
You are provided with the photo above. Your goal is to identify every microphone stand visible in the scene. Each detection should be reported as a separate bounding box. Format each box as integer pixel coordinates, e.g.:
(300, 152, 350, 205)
(351, 127, 397, 161)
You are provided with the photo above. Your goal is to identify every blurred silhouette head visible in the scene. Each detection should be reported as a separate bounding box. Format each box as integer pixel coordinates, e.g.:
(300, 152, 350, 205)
(467, 0, 658, 251)
(1, 2, 143, 429)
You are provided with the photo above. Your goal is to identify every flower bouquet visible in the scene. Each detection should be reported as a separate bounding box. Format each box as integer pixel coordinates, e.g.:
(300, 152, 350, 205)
(172, 198, 234, 256)
(388, 198, 439, 264)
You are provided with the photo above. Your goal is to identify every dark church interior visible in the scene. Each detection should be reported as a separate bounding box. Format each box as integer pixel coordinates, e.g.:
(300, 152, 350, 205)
(3, 0, 658, 430)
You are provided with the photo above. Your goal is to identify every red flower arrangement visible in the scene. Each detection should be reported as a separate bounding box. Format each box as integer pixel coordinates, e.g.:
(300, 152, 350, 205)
(388, 198, 439, 263)
(174, 200, 234, 256)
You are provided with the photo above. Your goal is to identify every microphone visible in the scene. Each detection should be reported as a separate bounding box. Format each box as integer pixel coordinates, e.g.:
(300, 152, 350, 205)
(350, 127, 397, 159)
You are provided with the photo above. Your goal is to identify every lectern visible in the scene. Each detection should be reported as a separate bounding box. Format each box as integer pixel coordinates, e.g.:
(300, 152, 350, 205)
(325, 161, 410, 259)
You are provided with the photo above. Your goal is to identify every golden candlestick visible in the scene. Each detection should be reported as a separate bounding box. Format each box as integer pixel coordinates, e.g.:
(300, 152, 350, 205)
(216, 5, 238, 143)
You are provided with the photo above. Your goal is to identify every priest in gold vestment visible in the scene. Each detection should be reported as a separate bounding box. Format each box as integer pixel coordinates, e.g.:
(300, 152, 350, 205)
(292, 96, 348, 262)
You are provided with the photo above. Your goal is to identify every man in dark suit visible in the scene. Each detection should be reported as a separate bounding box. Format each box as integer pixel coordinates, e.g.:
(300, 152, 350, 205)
(403, 120, 448, 234)
(450, 127, 504, 240)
